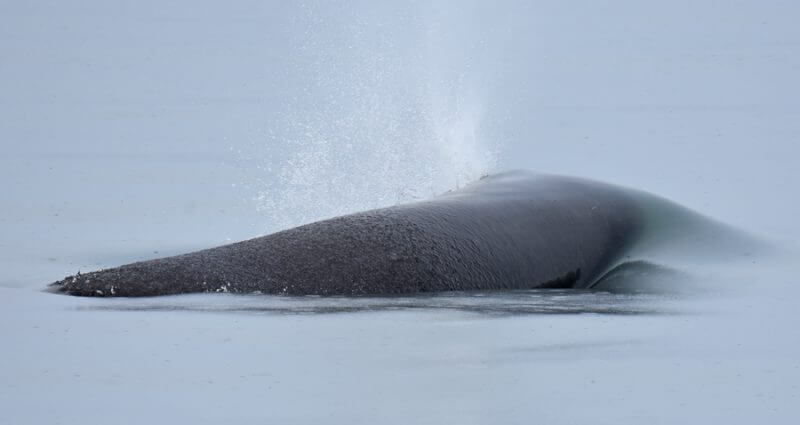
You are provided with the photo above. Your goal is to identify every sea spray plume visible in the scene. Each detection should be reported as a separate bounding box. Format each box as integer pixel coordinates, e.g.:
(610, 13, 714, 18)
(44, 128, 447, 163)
(237, 2, 497, 232)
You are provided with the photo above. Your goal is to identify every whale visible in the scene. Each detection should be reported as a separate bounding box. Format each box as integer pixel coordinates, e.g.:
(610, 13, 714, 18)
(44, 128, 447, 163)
(49, 171, 752, 297)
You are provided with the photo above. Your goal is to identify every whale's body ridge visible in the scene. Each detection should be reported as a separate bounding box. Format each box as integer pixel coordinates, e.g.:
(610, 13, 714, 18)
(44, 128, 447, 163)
(50, 171, 753, 297)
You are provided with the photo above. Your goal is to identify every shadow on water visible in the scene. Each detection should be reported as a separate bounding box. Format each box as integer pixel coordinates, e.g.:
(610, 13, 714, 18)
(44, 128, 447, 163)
(78, 289, 679, 316)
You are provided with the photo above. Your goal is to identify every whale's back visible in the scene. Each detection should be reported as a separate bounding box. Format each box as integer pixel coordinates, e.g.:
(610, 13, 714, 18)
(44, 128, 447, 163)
(53, 172, 732, 297)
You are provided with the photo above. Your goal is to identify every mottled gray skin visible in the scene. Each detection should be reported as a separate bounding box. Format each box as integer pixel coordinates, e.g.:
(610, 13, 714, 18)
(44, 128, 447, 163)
(51, 171, 644, 297)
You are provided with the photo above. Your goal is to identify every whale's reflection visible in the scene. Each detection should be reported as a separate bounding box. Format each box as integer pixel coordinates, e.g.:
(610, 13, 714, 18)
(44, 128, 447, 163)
(78, 289, 679, 316)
